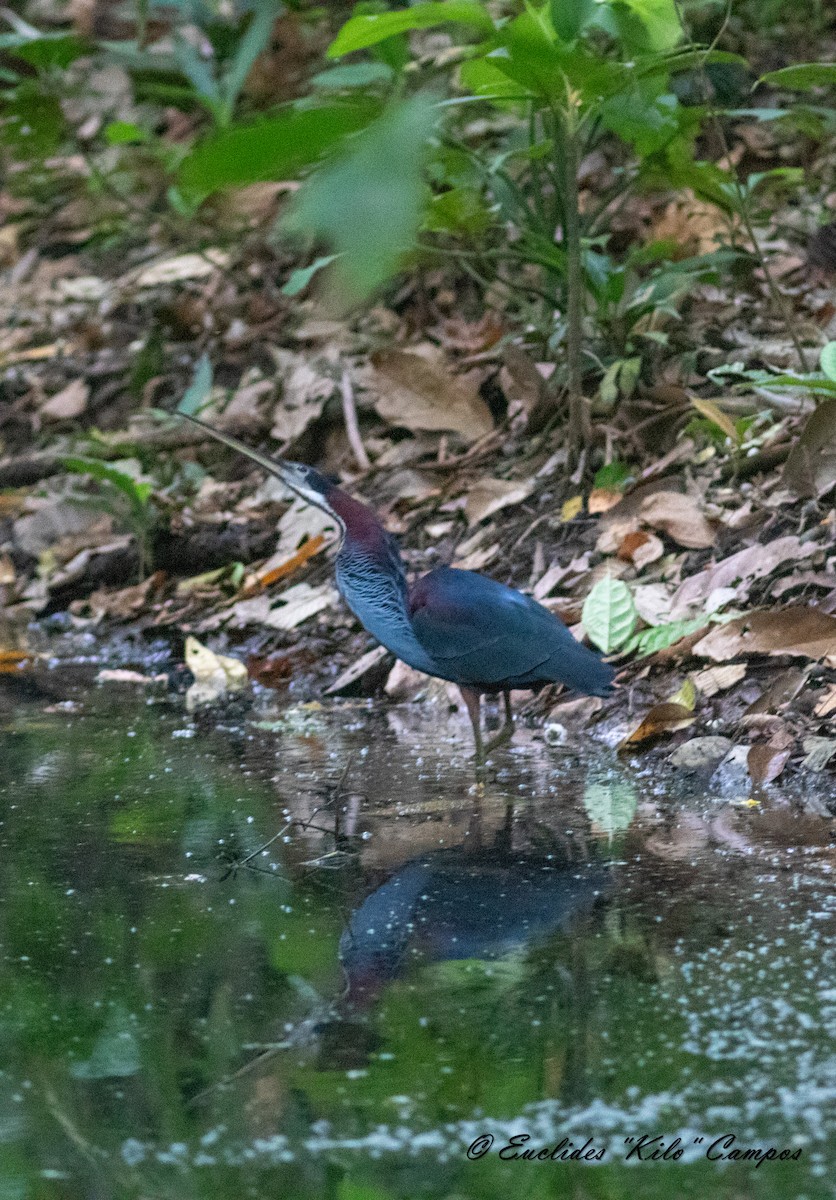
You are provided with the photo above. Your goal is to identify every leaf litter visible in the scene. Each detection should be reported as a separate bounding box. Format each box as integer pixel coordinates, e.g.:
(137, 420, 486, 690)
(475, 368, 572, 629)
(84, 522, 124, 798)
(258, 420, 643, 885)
(1, 65, 835, 793)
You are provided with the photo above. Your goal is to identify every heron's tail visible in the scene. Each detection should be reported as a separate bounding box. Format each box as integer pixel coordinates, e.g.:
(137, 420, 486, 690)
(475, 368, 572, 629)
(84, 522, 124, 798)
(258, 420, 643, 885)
(549, 639, 615, 697)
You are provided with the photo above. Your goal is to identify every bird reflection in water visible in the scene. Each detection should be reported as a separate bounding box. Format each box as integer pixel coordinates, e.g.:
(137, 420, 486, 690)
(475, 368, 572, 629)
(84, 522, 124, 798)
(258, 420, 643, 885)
(339, 849, 612, 1006)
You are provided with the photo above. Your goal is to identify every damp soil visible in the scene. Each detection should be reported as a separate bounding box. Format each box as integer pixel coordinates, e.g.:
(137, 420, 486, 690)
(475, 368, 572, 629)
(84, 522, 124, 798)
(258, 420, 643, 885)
(0, 667, 835, 1200)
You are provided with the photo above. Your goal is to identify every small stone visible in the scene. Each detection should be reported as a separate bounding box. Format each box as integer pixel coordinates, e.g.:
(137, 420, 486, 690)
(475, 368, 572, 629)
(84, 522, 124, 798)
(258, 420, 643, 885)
(669, 735, 733, 771)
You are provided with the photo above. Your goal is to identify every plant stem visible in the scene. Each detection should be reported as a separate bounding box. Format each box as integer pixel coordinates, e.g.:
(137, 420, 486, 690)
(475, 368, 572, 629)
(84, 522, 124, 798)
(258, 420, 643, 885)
(556, 108, 589, 449)
(671, 0, 810, 372)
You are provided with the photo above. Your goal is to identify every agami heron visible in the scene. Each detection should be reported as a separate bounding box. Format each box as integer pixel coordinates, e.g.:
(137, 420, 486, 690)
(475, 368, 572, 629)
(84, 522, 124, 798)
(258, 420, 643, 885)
(183, 415, 614, 761)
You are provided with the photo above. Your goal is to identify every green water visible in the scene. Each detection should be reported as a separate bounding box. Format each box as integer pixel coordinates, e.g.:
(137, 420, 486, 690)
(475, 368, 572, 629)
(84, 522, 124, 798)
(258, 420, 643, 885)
(0, 679, 834, 1199)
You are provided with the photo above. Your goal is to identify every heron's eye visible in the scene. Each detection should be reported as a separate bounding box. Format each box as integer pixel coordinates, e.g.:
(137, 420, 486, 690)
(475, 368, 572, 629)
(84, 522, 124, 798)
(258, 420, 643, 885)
(301, 466, 336, 495)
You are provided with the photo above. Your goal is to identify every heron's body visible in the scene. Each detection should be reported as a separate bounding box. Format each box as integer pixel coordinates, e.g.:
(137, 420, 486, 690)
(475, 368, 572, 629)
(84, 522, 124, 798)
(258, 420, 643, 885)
(183, 415, 614, 760)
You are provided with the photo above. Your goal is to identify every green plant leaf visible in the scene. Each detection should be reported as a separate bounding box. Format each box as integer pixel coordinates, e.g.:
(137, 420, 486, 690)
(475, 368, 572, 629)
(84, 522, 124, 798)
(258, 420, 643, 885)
(172, 33, 221, 108)
(311, 62, 394, 91)
(281, 255, 339, 296)
(549, 0, 595, 41)
(63, 458, 154, 514)
(284, 95, 437, 303)
(624, 615, 710, 657)
(327, 2, 494, 58)
(423, 186, 491, 235)
(218, 0, 279, 126)
(582, 577, 637, 653)
(593, 460, 634, 491)
(756, 373, 836, 395)
(458, 54, 531, 101)
(2, 31, 87, 69)
(104, 120, 147, 145)
(2, 83, 64, 155)
(820, 342, 836, 382)
(177, 354, 214, 415)
(610, 0, 681, 52)
(760, 63, 836, 90)
(178, 101, 379, 199)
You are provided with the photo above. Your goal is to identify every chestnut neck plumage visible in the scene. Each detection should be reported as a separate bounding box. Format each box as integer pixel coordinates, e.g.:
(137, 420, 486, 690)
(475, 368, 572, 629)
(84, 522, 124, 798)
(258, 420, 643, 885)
(323, 484, 439, 676)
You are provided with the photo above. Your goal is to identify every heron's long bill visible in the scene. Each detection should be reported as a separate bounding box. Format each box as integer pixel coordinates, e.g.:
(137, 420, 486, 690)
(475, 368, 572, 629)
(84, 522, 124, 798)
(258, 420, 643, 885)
(179, 411, 287, 479)
(178, 411, 327, 510)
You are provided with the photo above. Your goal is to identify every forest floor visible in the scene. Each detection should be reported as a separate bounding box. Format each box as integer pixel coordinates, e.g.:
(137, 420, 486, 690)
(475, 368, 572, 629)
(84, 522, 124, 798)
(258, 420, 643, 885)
(1, 14, 836, 802)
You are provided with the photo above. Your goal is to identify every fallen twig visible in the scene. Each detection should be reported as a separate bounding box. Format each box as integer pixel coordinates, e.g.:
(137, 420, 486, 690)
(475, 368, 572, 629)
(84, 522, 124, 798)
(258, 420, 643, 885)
(340, 370, 371, 471)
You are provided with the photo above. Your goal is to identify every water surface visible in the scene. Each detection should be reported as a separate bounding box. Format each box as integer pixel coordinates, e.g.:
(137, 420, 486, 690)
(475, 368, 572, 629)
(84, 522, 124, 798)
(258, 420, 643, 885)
(0, 676, 834, 1199)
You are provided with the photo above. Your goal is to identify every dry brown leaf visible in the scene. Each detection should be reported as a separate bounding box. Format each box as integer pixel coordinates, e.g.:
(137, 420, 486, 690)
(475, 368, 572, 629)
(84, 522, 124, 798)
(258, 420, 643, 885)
(802, 736, 836, 772)
(40, 379, 89, 421)
(242, 534, 326, 596)
(636, 492, 716, 549)
(614, 532, 647, 559)
(247, 648, 316, 690)
(633, 583, 673, 626)
(59, 276, 109, 304)
(384, 469, 440, 506)
(693, 607, 836, 665)
(620, 702, 696, 747)
(454, 543, 500, 571)
(438, 313, 504, 354)
(0, 343, 62, 367)
(690, 663, 747, 697)
(186, 636, 248, 688)
(533, 562, 569, 601)
(384, 658, 429, 700)
(562, 495, 584, 521)
(326, 645, 389, 694)
(0, 553, 15, 585)
(184, 634, 248, 712)
(616, 529, 664, 569)
(47, 536, 133, 591)
(649, 189, 736, 255)
(747, 743, 792, 786)
(814, 683, 836, 718)
(772, 570, 836, 599)
(0, 224, 19, 266)
(670, 537, 817, 618)
(464, 476, 534, 526)
(369, 349, 493, 442)
(96, 668, 166, 685)
(87, 572, 165, 619)
(269, 349, 336, 443)
(0, 649, 34, 674)
(132, 250, 229, 288)
(263, 582, 337, 630)
(689, 395, 739, 442)
(219, 377, 275, 433)
(783, 398, 836, 499)
(745, 667, 808, 715)
(499, 346, 543, 429)
(242, 500, 336, 592)
(588, 488, 624, 514)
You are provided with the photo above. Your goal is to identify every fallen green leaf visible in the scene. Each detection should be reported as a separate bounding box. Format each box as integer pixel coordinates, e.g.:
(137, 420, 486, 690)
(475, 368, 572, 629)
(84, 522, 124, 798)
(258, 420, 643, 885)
(582, 577, 637, 654)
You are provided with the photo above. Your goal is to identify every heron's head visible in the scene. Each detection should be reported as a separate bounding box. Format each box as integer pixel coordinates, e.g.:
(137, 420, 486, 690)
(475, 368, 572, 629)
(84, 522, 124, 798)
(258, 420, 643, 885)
(274, 459, 337, 512)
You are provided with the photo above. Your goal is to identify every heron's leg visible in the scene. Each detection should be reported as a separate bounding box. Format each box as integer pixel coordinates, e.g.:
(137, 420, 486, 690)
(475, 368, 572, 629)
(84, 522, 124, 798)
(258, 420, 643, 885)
(460, 686, 485, 766)
(484, 690, 515, 754)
